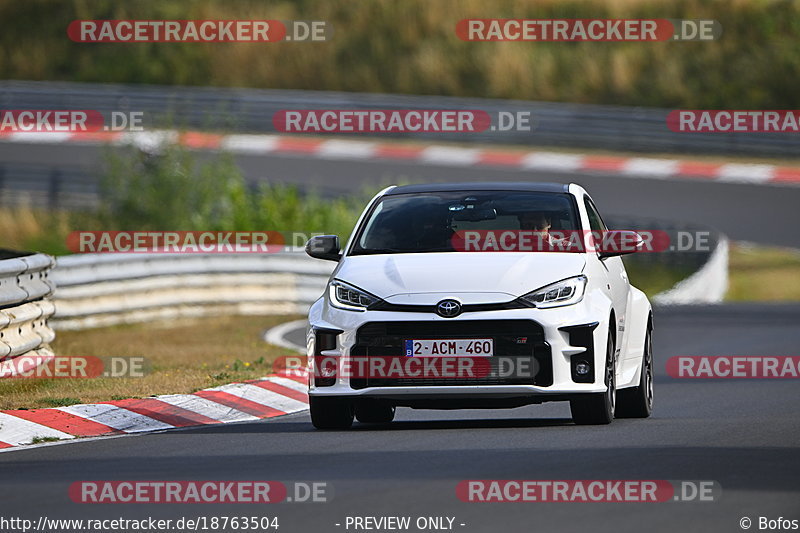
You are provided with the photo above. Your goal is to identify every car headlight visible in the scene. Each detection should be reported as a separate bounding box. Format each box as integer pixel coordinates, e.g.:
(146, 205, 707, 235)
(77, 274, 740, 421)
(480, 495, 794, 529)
(328, 280, 381, 311)
(521, 275, 587, 308)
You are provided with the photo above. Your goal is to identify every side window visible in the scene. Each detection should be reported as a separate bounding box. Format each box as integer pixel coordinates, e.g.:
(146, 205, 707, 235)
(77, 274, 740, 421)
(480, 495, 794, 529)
(583, 197, 607, 233)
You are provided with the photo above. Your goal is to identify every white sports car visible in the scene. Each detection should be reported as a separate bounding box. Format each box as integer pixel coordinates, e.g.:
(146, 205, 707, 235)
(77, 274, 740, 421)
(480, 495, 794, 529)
(305, 182, 653, 428)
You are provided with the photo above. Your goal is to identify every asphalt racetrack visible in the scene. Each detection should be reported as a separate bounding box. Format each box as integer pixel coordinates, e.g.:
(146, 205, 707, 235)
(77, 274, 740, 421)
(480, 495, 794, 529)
(1, 141, 799, 248)
(1, 304, 798, 532)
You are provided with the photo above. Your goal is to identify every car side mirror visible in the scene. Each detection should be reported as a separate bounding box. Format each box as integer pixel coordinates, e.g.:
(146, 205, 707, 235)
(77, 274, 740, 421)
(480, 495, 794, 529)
(305, 235, 342, 261)
(597, 230, 644, 258)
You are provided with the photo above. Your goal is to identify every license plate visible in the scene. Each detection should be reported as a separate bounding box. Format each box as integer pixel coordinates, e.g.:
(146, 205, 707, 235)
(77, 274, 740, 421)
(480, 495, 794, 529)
(404, 339, 493, 356)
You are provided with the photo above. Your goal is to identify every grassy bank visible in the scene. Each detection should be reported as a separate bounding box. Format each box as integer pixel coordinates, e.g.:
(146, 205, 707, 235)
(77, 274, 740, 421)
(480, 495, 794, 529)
(727, 243, 800, 301)
(0, 315, 301, 409)
(1, 0, 799, 109)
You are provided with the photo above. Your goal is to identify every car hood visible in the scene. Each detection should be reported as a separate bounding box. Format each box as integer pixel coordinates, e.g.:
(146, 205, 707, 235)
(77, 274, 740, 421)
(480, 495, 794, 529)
(335, 252, 586, 304)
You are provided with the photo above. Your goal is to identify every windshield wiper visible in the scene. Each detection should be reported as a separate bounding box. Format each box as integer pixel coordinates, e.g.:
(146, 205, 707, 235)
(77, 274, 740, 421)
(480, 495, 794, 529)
(352, 247, 454, 255)
(351, 248, 409, 255)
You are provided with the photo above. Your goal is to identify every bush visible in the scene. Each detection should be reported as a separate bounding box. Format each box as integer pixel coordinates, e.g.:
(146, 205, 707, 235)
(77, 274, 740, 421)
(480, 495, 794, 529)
(0, 145, 366, 256)
(98, 144, 365, 238)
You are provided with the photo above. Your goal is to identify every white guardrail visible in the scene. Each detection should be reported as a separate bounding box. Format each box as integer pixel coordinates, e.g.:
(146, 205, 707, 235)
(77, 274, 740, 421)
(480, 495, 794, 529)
(2, 242, 727, 347)
(652, 237, 729, 306)
(49, 253, 335, 330)
(0, 253, 56, 365)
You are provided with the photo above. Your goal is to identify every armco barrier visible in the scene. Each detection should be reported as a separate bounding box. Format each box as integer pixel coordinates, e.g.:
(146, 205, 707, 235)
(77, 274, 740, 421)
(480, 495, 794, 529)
(0, 251, 56, 366)
(653, 237, 729, 305)
(49, 229, 727, 332)
(50, 252, 335, 330)
(2, 80, 798, 157)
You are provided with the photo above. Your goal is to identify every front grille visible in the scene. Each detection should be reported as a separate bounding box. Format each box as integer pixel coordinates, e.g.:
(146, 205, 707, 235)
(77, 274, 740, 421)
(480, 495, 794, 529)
(350, 320, 552, 388)
(368, 299, 531, 314)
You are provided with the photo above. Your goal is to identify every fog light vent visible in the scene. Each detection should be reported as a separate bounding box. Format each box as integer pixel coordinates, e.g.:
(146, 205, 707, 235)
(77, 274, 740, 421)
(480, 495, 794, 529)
(313, 327, 342, 387)
(559, 322, 599, 384)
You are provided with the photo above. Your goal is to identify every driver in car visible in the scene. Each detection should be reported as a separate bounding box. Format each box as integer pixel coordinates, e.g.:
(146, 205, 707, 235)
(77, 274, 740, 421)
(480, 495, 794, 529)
(518, 212, 568, 251)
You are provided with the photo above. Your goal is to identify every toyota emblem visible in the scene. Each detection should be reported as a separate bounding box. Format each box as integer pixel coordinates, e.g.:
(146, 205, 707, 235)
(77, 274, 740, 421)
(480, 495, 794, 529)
(436, 299, 462, 318)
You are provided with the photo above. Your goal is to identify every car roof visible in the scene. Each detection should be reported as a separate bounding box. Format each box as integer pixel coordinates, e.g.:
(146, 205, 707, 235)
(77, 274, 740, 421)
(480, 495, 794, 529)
(384, 182, 571, 195)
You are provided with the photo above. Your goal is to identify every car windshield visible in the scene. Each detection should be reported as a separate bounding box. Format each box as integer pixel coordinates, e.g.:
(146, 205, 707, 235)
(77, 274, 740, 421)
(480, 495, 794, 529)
(350, 190, 580, 255)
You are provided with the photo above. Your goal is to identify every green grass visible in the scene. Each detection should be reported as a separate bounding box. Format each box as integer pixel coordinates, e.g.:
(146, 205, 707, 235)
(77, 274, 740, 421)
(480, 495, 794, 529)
(727, 243, 800, 301)
(624, 261, 697, 297)
(38, 397, 83, 408)
(30, 436, 63, 444)
(0, 315, 301, 409)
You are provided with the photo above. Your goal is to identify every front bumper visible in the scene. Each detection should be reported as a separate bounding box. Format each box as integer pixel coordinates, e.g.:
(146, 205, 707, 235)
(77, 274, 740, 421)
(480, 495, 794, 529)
(307, 296, 612, 400)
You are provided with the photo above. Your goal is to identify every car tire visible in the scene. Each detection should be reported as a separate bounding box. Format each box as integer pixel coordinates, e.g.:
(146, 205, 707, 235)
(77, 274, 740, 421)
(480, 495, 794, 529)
(310, 396, 354, 429)
(615, 326, 654, 418)
(355, 399, 396, 424)
(570, 330, 615, 425)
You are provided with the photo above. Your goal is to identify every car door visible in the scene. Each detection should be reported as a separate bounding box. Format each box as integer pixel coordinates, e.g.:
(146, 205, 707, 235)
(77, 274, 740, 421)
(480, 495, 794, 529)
(584, 196, 630, 364)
